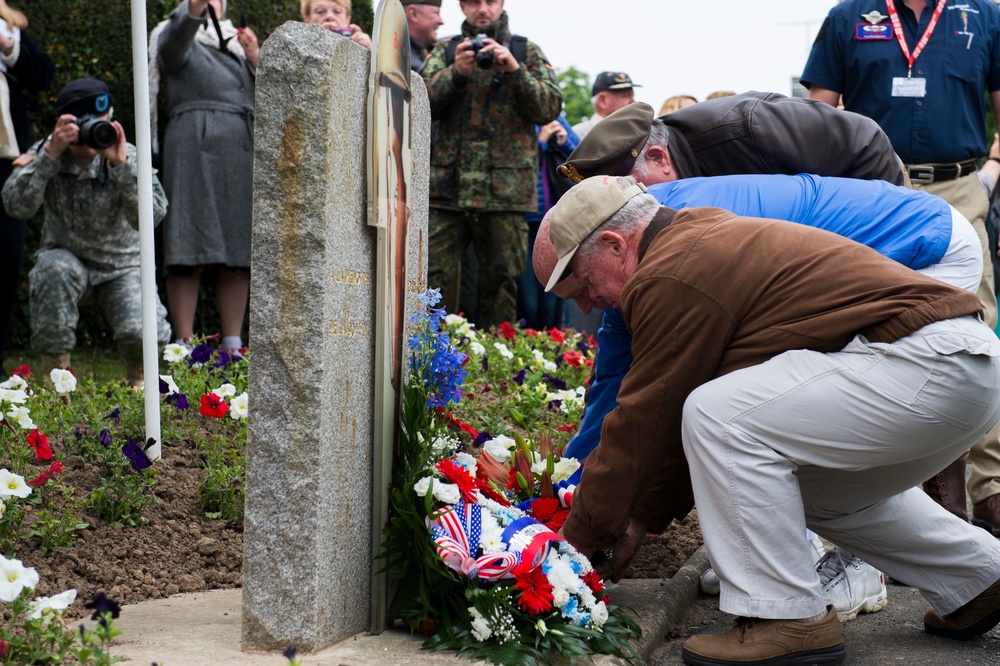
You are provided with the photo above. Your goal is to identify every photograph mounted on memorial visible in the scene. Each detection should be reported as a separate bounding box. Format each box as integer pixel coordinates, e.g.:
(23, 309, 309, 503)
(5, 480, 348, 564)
(378, 289, 641, 665)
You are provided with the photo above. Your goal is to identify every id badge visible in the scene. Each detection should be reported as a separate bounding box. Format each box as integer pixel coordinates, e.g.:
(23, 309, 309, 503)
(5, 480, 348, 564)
(891, 77, 926, 97)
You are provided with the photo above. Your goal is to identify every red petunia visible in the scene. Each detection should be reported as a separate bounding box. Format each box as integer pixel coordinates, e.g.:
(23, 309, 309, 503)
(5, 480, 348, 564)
(11, 365, 31, 378)
(499, 322, 516, 341)
(556, 423, 578, 433)
(26, 428, 52, 461)
(200, 393, 229, 418)
(529, 497, 570, 531)
(28, 460, 64, 488)
(435, 458, 477, 503)
(523, 328, 539, 337)
(512, 561, 554, 615)
(562, 350, 586, 367)
(547, 328, 565, 343)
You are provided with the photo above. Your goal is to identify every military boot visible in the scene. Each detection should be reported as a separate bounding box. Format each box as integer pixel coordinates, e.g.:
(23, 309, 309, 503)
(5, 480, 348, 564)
(922, 452, 970, 522)
(39, 352, 71, 375)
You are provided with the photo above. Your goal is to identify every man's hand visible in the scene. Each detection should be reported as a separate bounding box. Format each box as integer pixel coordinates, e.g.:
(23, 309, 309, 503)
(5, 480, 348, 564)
(539, 120, 566, 146)
(45, 115, 80, 160)
(479, 38, 520, 73)
(98, 121, 128, 167)
(348, 25, 372, 50)
(453, 39, 476, 78)
(593, 517, 648, 583)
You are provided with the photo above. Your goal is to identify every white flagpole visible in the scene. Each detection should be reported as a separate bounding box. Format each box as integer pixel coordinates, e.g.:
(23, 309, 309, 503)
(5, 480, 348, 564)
(129, 0, 162, 459)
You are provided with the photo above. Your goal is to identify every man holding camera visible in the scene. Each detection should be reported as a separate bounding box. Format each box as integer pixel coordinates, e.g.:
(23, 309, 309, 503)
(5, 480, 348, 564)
(421, 0, 562, 328)
(1, 78, 170, 385)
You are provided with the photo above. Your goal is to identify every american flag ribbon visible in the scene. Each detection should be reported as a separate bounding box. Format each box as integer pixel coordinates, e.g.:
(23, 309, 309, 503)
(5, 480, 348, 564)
(428, 501, 519, 581)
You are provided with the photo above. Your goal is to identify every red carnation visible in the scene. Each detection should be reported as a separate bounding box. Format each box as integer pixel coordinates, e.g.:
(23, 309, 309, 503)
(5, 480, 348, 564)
(499, 322, 516, 341)
(26, 428, 52, 461)
(200, 393, 229, 418)
(512, 561, 554, 615)
(547, 328, 565, 343)
(435, 458, 477, 503)
(583, 569, 606, 597)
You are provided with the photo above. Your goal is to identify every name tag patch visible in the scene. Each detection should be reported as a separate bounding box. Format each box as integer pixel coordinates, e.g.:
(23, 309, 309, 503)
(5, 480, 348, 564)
(856, 24, 893, 40)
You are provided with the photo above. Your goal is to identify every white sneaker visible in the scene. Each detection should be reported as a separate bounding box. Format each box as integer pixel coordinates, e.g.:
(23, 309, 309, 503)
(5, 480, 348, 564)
(700, 568, 720, 595)
(816, 547, 888, 622)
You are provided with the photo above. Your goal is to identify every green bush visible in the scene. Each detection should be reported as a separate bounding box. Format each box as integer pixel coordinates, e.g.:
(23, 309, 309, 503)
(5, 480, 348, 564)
(7, 0, 373, 352)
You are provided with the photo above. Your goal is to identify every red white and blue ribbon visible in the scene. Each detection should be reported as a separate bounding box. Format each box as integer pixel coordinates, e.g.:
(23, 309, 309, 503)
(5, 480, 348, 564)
(428, 501, 519, 581)
(501, 516, 563, 569)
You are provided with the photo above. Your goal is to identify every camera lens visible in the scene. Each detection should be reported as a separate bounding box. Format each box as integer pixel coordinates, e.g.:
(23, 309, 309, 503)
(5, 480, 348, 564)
(75, 116, 116, 150)
(475, 51, 494, 70)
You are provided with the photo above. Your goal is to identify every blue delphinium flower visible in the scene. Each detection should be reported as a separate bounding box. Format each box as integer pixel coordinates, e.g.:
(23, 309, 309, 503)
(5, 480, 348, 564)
(409, 289, 467, 408)
(417, 287, 442, 307)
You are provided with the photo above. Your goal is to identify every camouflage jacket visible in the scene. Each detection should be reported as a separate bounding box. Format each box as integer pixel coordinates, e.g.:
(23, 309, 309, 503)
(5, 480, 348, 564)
(422, 12, 563, 212)
(2, 139, 168, 272)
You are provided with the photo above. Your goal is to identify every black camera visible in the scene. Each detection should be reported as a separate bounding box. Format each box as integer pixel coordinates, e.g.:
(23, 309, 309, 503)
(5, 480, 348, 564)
(469, 33, 494, 70)
(74, 115, 116, 150)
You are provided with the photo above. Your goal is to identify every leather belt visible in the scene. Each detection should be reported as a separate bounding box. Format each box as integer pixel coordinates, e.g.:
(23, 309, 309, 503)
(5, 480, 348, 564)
(906, 158, 980, 185)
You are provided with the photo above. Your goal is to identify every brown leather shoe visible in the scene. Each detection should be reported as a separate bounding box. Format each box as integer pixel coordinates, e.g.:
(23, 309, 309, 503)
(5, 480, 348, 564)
(922, 453, 969, 522)
(681, 605, 845, 665)
(972, 493, 1000, 537)
(924, 577, 1000, 640)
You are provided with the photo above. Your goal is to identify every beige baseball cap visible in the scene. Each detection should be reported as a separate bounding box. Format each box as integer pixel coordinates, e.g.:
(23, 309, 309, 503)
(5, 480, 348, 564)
(544, 176, 647, 292)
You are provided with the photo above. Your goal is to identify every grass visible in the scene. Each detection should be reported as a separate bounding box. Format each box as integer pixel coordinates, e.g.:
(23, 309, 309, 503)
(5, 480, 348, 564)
(6, 346, 135, 385)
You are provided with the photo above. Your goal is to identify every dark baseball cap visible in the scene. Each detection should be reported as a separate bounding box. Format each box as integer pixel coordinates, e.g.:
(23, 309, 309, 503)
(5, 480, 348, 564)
(54, 78, 114, 118)
(591, 71, 641, 96)
(557, 102, 654, 183)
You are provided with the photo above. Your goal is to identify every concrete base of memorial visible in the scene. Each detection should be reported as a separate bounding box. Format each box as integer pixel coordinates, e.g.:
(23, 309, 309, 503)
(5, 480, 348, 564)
(101, 548, 708, 666)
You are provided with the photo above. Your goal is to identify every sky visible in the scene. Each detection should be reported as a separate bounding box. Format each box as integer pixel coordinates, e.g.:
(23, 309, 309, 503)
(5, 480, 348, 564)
(432, 0, 840, 111)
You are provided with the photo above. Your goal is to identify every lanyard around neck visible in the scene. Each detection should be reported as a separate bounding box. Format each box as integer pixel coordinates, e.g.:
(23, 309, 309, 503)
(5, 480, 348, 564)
(884, 0, 949, 77)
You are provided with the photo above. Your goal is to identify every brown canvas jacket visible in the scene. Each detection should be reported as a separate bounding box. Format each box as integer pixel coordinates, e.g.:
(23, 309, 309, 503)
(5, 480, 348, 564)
(562, 207, 982, 549)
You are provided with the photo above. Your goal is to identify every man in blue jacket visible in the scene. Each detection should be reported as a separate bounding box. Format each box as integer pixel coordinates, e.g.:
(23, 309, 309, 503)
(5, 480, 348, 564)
(533, 172, 981, 621)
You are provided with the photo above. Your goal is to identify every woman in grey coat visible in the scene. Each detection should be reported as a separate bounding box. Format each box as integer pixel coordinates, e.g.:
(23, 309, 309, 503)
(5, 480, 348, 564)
(154, 0, 258, 353)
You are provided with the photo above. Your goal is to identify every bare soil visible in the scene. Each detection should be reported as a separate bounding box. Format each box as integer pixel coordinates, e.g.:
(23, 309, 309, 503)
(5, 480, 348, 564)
(17, 435, 701, 622)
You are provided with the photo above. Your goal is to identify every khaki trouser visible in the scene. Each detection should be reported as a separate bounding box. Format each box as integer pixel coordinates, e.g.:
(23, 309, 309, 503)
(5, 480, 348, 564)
(915, 173, 1000, 502)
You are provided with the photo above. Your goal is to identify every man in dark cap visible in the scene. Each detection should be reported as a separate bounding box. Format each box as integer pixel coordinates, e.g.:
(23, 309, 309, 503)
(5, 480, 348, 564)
(401, 0, 443, 72)
(572, 71, 641, 140)
(559, 91, 907, 187)
(1, 78, 171, 386)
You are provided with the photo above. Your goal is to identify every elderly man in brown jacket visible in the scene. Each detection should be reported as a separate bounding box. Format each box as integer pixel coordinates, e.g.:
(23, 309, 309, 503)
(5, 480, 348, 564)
(544, 175, 1000, 666)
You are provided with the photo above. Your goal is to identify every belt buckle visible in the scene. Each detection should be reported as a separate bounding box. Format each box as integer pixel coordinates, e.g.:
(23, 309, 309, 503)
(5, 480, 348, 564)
(909, 165, 935, 185)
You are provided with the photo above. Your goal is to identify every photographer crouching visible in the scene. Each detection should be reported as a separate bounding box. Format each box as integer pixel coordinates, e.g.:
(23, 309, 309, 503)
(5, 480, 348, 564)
(1, 78, 171, 386)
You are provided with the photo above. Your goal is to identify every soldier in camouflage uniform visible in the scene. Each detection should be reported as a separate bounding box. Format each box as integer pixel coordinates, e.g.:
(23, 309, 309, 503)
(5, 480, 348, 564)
(422, 0, 562, 327)
(1, 78, 170, 385)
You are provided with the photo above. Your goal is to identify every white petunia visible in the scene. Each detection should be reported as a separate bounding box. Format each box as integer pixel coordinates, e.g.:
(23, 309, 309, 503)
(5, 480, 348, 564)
(162, 343, 191, 363)
(532, 349, 545, 363)
(483, 435, 515, 462)
(454, 452, 477, 477)
(159, 374, 179, 395)
(0, 555, 39, 602)
(432, 482, 461, 505)
(28, 588, 77, 623)
(0, 469, 31, 500)
(493, 342, 514, 360)
(0, 500, 5, 518)
(0, 375, 27, 391)
(468, 341, 486, 356)
(0, 387, 28, 404)
(50, 369, 76, 394)
(5, 406, 34, 430)
(542, 360, 557, 372)
(230, 393, 248, 419)
(444, 314, 467, 328)
(212, 383, 237, 398)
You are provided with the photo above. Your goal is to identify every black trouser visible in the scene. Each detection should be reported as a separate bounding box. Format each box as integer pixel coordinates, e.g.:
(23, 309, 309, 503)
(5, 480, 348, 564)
(0, 158, 25, 373)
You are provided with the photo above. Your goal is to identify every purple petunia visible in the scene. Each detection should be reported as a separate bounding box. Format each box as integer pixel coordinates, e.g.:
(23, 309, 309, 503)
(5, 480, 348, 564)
(158, 377, 169, 394)
(99, 428, 112, 448)
(473, 430, 492, 447)
(85, 592, 121, 626)
(511, 369, 526, 386)
(122, 436, 154, 471)
(189, 344, 214, 365)
(166, 392, 190, 411)
(542, 373, 567, 391)
(104, 406, 121, 425)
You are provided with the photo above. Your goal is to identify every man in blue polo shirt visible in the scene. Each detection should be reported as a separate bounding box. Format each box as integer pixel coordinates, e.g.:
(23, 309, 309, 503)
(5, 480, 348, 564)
(532, 172, 982, 622)
(801, 0, 1000, 536)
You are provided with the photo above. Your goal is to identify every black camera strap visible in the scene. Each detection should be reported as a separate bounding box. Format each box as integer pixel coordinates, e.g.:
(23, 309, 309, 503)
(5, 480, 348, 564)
(206, 3, 240, 63)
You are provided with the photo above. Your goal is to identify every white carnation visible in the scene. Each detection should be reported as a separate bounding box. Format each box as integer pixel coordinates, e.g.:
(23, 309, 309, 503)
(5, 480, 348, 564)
(590, 599, 609, 627)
